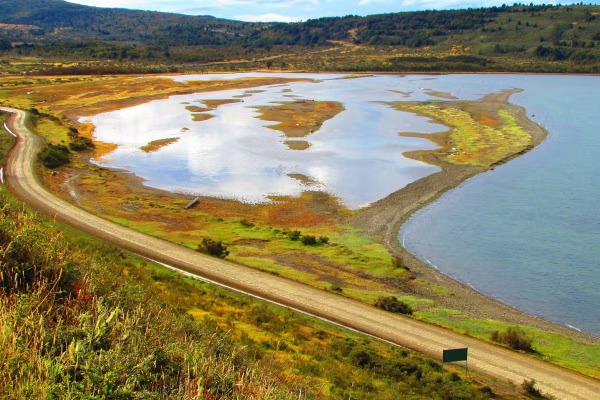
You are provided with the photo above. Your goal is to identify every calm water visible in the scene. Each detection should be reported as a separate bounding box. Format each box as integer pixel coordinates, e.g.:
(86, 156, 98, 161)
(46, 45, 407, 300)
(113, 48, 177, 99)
(83, 74, 447, 208)
(84, 73, 599, 336)
(400, 74, 600, 337)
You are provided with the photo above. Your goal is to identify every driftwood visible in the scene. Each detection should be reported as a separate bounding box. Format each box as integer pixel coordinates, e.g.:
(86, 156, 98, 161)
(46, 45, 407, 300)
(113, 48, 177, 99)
(184, 197, 200, 210)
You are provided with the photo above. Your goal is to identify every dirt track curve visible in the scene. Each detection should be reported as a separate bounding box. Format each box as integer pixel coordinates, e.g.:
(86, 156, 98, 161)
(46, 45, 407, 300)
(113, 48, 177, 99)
(2, 107, 599, 399)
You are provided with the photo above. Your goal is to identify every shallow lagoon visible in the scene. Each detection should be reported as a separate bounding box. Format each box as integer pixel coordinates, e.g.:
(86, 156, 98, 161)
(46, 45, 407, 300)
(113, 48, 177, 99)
(83, 74, 450, 208)
(84, 73, 599, 337)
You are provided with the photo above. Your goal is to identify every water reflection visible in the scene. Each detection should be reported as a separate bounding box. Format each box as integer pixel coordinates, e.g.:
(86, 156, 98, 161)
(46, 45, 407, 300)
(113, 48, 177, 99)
(82, 74, 450, 208)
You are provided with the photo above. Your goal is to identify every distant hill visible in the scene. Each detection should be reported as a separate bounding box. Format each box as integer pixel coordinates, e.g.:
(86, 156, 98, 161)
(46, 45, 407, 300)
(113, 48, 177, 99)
(0, 0, 598, 73)
(0, 0, 261, 45)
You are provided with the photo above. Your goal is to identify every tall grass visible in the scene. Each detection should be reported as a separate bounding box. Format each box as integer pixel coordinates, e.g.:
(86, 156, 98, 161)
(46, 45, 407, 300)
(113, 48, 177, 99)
(0, 192, 296, 399)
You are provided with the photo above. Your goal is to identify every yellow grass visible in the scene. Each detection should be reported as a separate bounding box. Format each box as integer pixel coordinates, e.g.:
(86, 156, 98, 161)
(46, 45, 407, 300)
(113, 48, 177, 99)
(256, 100, 344, 138)
(140, 137, 180, 153)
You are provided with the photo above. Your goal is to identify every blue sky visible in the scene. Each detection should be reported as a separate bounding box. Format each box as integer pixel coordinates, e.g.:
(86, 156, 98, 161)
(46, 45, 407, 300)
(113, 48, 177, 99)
(66, 0, 594, 22)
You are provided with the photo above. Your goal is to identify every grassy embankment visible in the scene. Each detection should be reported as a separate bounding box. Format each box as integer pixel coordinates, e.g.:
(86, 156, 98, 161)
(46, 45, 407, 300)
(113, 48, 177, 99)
(0, 112, 16, 165)
(1, 76, 598, 379)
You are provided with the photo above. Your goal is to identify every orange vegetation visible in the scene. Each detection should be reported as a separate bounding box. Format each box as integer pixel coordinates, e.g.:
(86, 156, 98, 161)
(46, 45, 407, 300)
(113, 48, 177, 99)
(191, 114, 214, 122)
(256, 100, 344, 138)
(2, 75, 307, 120)
(140, 137, 180, 153)
(202, 99, 242, 108)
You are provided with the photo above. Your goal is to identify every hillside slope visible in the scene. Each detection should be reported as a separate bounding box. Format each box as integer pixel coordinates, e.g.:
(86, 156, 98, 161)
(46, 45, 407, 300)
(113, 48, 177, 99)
(0, 0, 260, 45)
(0, 2, 598, 75)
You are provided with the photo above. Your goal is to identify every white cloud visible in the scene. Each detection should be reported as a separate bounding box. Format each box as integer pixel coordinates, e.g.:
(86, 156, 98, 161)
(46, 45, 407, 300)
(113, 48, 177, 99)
(67, 0, 585, 20)
(235, 13, 304, 22)
(358, 0, 390, 5)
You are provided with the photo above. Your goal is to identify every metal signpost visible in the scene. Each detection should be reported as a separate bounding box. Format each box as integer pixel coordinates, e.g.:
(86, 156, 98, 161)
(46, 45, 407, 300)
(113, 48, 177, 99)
(442, 347, 469, 376)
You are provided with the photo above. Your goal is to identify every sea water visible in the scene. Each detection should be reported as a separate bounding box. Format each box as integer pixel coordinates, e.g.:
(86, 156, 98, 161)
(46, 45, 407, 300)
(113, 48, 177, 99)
(400, 74, 600, 337)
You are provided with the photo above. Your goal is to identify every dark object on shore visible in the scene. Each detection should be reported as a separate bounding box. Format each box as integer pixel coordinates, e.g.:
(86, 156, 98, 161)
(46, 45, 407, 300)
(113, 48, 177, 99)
(184, 197, 200, 209)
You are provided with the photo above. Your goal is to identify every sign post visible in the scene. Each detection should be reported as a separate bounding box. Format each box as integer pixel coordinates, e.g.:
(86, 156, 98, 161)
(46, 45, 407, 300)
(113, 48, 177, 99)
(442, 348, 469, 376)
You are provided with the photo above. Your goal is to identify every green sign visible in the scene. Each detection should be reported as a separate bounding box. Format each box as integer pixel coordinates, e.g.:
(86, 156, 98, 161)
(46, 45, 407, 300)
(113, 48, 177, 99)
(443, 348, 468, 363)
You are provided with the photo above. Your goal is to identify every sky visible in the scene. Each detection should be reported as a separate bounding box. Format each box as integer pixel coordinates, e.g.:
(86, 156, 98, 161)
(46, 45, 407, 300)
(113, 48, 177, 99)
(65, 0, 594, 22)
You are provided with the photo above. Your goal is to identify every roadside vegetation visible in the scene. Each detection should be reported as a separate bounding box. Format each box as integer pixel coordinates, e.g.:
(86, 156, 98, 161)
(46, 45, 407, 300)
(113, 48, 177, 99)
(0, 112, 16, 164)
(0, 186, 509, 399)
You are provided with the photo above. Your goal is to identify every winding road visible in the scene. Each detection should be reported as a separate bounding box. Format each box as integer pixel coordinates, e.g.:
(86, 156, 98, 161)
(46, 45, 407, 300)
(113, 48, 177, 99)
(2, 106, 599, 399)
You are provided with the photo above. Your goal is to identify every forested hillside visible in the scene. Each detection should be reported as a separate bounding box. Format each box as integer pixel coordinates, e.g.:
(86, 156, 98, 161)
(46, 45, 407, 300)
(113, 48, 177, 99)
(0, 1, 598, 73)
(0, 0, 260, 44)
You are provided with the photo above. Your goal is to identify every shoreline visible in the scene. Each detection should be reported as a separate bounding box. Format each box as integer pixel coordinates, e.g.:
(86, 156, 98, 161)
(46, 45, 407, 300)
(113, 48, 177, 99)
(352, 90, 598, 342)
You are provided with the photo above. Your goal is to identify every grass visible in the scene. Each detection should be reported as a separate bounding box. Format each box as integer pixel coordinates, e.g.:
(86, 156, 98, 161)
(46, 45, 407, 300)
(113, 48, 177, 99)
(0, 113, 16, 164)
(139, 137, 180, 153)
(0, 187, 505, 399)
(255, 100, 345, 138)
(417, 308, 600, 378)
(393, 100, 531, 167)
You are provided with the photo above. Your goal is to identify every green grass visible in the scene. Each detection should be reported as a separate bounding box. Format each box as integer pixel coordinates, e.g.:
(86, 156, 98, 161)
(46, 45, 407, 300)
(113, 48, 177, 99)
(417, 308, 600, 378)
(395, 102, 531, 166)
(0, 113, 16, 165)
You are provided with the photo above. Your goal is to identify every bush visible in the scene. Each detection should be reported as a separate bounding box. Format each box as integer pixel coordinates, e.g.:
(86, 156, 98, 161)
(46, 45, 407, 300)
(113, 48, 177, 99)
(239, 219, 254, 228)
(301, 235, 317, 245)
(197, 238, 229, 258)
(318, 236, 329, 244)
(69, 136, 94, 152)
(521, 379, 553, 398)
(288, 230, 301, 241)
(330, 283, 343, 292)
(375, 296, 413, 315)
(38, 143, 70, 169)
(491, 327, 534, 353)
(349, 345, 378, 368)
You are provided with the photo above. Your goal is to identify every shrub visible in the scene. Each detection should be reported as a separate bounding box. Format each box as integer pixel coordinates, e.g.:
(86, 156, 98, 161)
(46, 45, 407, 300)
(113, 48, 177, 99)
(349, 345, 378, 368)
(330, 283, 343, 292)
(288, 230, 301, 241)
(301, 235, 317, 245)
(375, 296, 413, 315)
(491, 327, 534, 353)
(521, 379, 552, 398)
(318, 236, 329, 244)
(197, 238, 229, 258)
(69, 136, 94, 152)
(239, 219, 254, 228)
(38, 143, 70, 169)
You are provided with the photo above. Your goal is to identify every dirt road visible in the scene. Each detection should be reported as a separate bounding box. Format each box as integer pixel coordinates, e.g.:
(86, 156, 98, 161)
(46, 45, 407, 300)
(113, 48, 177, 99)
(2, 106, 599, 399)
